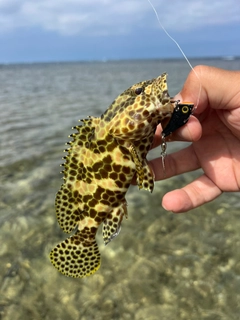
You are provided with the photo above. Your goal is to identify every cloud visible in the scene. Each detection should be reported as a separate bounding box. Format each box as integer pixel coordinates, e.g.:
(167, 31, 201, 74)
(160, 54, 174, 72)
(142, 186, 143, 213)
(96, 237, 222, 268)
(0, 0, 239, 36)
(153, 0, 240, 30)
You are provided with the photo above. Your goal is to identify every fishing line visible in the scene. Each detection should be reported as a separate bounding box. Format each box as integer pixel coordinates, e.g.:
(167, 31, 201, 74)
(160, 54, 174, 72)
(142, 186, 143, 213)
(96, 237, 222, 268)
(146, 0, 202, 109)
(146, 0, 202, 175)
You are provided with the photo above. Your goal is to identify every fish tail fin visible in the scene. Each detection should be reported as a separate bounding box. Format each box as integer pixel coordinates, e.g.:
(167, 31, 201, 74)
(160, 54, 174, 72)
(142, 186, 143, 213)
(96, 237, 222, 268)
(49, 230, 101, 278)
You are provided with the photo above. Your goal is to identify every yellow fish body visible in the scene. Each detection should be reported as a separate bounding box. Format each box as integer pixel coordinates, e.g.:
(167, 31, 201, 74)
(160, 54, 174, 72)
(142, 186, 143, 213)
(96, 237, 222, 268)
(50, 73, 178, 278)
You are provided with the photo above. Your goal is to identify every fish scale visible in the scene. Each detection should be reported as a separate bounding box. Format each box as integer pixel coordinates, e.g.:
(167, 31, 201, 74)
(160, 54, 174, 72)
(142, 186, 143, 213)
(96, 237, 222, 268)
(50, 73, 193, 278)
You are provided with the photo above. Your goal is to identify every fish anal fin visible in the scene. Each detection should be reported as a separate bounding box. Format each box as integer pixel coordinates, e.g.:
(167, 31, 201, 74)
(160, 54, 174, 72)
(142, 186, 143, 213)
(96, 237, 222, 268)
(49, 230, 100, 278)
(102, 202, 128, 245)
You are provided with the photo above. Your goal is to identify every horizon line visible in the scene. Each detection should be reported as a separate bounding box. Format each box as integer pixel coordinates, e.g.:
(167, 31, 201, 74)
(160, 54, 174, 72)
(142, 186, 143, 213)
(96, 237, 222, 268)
(0, 55, 238, 66)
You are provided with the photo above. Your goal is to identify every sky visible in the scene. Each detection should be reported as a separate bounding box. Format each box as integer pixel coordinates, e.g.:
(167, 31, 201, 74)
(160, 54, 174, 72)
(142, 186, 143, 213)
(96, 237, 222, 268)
(0, 0, 240, 63)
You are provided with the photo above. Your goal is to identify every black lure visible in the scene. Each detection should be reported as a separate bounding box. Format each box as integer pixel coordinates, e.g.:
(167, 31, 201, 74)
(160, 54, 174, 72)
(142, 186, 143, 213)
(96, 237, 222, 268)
(162, 101, 194, 137)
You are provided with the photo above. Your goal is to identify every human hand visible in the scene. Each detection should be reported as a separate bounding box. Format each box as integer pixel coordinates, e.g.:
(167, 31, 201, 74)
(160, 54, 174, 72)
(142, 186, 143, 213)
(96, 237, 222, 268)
(150, 65, 240, 213)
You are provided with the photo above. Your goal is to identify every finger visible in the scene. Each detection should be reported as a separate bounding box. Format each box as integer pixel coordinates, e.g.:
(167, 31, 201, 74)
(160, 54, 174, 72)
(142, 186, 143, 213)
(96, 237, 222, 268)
(162, 174, 222, 213)
(149, 144, 200, 181)
(178, 66, 240, 113)
(152, 116, 202, 149)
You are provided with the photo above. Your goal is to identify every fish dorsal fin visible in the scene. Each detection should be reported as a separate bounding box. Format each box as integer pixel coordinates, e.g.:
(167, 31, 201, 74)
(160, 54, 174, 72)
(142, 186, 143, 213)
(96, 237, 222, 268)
(56, 118, 97, 233)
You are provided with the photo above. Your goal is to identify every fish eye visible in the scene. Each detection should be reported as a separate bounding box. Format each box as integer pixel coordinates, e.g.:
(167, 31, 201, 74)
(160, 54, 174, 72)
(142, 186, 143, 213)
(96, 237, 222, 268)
(134, 87, 143, 95)
(182, 105, 189, 113)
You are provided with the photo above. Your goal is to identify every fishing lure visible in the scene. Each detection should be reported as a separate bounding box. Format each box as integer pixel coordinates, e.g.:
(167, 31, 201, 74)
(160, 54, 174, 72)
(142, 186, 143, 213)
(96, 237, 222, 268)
(49, 73, 193, 278)
(162, 102, 194, 137)
(160, 101, 194, 171)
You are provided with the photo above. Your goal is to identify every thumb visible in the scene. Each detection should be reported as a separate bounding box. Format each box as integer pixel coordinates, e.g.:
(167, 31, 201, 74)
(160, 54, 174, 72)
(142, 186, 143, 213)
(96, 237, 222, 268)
(178, 65, 240, 113)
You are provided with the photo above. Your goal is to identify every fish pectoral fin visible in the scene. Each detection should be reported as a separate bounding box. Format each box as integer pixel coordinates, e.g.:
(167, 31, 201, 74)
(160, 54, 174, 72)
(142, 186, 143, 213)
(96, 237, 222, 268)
(128, 144, 144, 189)
(49, 231, 100, 278)
(102, 203, 127, 245)
(141, 161, 155, 193)
(129, 144, 154, 192)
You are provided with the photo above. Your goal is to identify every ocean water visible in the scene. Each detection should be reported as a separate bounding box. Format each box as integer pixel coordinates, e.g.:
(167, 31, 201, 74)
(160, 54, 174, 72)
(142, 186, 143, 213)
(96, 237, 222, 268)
(1, 58, 240, 320)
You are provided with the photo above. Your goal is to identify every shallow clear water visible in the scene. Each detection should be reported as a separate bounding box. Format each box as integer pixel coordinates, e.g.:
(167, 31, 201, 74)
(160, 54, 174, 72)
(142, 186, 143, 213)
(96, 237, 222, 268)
(1, 59, 240, 320)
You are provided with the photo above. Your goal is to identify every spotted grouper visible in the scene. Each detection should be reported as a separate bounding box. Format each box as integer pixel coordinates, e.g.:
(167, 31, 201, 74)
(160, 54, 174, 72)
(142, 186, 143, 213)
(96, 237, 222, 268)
(50, 73, 193, 278)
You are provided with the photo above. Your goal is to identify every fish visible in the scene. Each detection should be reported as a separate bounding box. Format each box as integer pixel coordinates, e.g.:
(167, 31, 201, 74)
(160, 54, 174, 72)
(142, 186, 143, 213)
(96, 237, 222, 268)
(49, 73, 194, 278)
